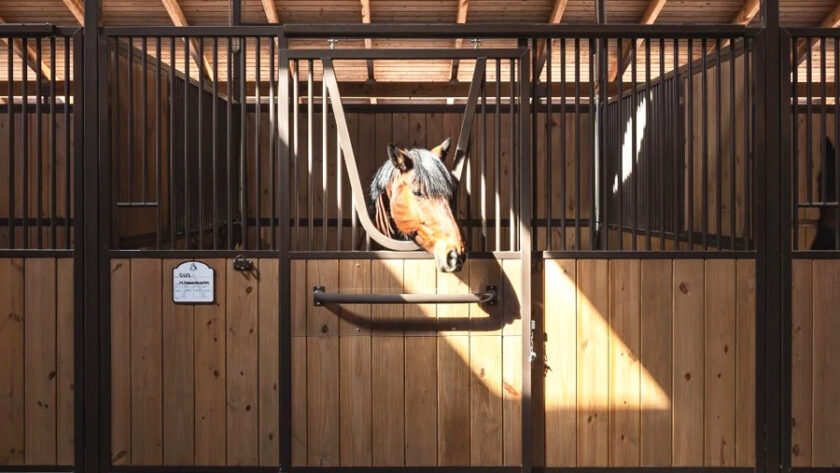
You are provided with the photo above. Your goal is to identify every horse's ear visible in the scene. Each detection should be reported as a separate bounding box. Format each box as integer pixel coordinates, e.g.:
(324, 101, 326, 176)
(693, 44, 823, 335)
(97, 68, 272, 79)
(431, 137, 452, 161)
(387, 143, 412, 171)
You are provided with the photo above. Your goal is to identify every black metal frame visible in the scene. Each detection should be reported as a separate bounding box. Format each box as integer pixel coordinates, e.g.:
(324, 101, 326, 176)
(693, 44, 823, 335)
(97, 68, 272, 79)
(5, 1, 833, 472)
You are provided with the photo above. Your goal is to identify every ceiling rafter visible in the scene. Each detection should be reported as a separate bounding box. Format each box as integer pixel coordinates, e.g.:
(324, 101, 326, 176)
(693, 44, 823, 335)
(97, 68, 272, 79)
(361, 0, 375, 83)
(448, 0, 470, 83)
(796, 2, 840, 66)
(534, 0, 569, 79)
(160, 0, 213, 81)
(608, 0, 667, 82)
(0, 15, 52, 82)
(60, 0, 84, 25)
(260, 0, 280, 23)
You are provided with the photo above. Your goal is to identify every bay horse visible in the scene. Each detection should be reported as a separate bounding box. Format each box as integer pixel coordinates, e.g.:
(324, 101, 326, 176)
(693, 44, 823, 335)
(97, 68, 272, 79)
(369, 137, 467, 272)
(811, 137, 838, 250)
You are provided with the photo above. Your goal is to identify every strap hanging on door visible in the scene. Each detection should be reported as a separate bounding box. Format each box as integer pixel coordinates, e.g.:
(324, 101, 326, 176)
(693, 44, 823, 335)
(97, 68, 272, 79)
(322, 56, 487, 251)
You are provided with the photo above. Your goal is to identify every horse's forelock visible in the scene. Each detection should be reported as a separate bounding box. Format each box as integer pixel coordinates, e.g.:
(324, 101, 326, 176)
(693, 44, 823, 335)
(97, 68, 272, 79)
(369, 148, 454, 202)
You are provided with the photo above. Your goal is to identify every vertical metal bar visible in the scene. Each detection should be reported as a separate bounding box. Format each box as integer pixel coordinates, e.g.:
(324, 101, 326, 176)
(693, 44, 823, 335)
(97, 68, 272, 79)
(509, 57, 516, 251)
(588, 38, 595, 251)
(545, 39, 552, 249)
(50, 36, 56, 248)
(559, 39, 566, 250)
(645, 38, 652, 250)
(240, 37, 247, 248)
(716, 39, 722, 250)
(111, 39, 119, 247)
(171, 38, 178, 248)
(336, 116, 342, 250)
(212, 37, 219, 249)
(574, 37, 581, 250)
(36, 37, 43, 248)
(744, 38, 751, 249)
(141, 37, 148, 204)
(792, 37, 799, 251)
(495, 58, 501, 252)
(672, 37, 679, 249)
(322, 65, 328, 250)
(184, 36, 191, 249)
(197, 37, 205, 250)
(806, 37, 813, 204)
(270, 38, 276, 250)
(687, 38, 694, 249)
(835, 37, 840, 250)
(64, 36, 70, 249)
(254, 37, 261, 249)
(702, 38, 708, 249)
(730, 36, 737, 250)
(308, 59, 313, 248)
(480, 70, 487, 250)
(293, 59, 300, 248)
(631, 37, 638, 250)
(127, 37, 134, 204)
(22, 37, 28, 249)
(7, 39, 14, 248)
(227, 37, 233, 249)
(820, 38, 827, 218)
(600, 37, 609, 250)
(616, 37, 623, 250)
(156, 37, 162, 249)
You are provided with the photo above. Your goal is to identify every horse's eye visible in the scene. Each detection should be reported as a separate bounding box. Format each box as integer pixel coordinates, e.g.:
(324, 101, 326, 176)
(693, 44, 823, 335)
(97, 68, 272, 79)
(413, 189, 424, 198)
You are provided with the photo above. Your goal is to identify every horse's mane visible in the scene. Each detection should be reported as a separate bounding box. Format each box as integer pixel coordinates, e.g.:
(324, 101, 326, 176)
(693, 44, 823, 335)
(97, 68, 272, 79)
(368, 147, 455, 239)
(811, 137, 838, 250)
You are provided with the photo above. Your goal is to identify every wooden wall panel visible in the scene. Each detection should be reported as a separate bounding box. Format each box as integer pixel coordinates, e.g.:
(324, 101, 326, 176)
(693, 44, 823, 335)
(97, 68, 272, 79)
(0, 258, 73, 467)
(543, 258, 755, 467)
(109, 258, 280, 467)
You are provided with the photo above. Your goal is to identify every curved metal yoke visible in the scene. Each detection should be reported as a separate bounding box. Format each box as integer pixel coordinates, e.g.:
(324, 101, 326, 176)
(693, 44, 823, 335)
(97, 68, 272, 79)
(321, 56, 487, 251)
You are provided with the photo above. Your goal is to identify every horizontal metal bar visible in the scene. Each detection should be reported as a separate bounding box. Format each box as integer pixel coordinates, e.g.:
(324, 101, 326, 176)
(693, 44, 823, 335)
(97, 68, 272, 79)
(287, 48, 525, 60)
(292, 251, 523, 259)
(792, 251, 840, 259)
(786, 27, 840, 38)
(111, 468, 278, 473)
(313, 285, 497, 305)
(795, 201, 840, 208)
(536, 468, 756, 473)
(101, 25, 282, 37)
(288, 468, 521, 473)
(0, 24, 56, 36)
(542, 250, 757, 259)
(283, 23, 756, 39)
(0, 249, 75, 257)
(115, 201, 160, 208)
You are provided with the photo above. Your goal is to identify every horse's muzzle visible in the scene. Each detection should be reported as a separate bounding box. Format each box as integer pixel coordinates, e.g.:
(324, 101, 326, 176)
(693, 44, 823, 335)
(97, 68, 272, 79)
(439, 249, 466, 273)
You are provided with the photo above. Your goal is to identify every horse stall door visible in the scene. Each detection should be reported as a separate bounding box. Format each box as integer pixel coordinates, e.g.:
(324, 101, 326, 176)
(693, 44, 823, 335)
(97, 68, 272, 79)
(291, 256, 525, 468)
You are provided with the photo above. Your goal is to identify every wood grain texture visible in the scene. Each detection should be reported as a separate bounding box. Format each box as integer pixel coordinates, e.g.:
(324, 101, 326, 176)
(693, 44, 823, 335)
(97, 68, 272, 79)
(812, 260, 840, 466)
(291, 337, 307, 466)
(0, 258, 25, 465)
(704, 259, 736, 466)
(544, 259, 577, 467)
(791, 259, 813, 466)
(257, 259, 280, 466)
(339, 260, 371, 335)
(470, 334, 503, 465)
(339, 335, 373, 466)
(404, 336, 437, 465)
(372, 336, 405, 466)
(307, 336, 339, 466)
(735, 259, 755, 466)
(110, 259, 131, 465)
(672, 259, 704, 466)
(639, 260, 672, 466)
(307, 260, 338, 336)
(502, 335, 522, 466)
(55, 258, 74, 464)
(162, 260, 195, 465)
(438, 334, 470, 466)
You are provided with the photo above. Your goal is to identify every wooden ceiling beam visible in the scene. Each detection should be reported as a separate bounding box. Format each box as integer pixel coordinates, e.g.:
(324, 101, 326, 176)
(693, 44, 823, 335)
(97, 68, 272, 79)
(0, 15, 52, 82)
(534, 0, 569, 78)
(159, 0, 214, 81)
(448, 0, 470, 83)
(608, 0, 667, 82)
(360, 0, 375, 83)
(796, 1, 840, 66)
(260, 0, 279, 23)
(60, 0, 85, 25)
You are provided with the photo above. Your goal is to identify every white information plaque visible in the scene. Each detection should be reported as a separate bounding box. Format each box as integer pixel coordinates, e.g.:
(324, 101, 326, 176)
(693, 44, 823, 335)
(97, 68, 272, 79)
(172, 261, 215, 304)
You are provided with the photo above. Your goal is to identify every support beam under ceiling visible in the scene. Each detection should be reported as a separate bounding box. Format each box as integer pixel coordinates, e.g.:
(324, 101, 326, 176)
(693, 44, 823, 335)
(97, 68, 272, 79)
(448, 0, 470, 83)
(608, 0, 666, 82)
(534, 0, 569, 79)
(0, 15, 52, 83)
(160, 0, 213, 80)
(361, 0, 375, 83)
(60, 0, 85, 25)
(796, 1, 840, 66)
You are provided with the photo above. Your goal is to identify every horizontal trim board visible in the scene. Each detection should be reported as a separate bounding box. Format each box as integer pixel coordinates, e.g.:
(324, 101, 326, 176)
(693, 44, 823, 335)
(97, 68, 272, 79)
(0, 467, 74, 473)
(289, 468, 521, 473)
(0, 250, 76, 257)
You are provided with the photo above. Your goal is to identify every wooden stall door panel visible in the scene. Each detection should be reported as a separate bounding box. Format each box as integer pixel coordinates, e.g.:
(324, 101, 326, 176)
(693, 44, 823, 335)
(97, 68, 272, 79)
(258, 259, 280, 467)
(470, 334, 503, 466)
(307, 336, 339, 466)
(56, 258, 74, 464)
(110, 259, 131, 465)
(735, 259, 755, 466)
(162, 260, 195, 465)
(372, 336, 405, 466)
(791, 259, 813, 467)
(544, 259, 577, 467)
(812, 260, 840, 466)
(672, 259, 704, 466)
(639, 260, 673, 466)
(438, 334, 470, 466)
(0, 258, 24, 465)
(339, 336, 373, 466)
(502, 335, 522, 466)
(404, 336, 438, 466)
(194, 258, 227, 465)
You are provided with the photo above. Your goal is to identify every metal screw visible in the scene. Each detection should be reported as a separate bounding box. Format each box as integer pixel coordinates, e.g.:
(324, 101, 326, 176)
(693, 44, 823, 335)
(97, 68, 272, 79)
(470, 38, 482, 49)
(327, 38, 338, 50)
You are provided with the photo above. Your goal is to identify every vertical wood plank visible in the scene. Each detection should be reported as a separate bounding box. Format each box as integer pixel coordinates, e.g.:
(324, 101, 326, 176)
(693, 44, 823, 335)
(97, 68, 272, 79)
(502, 259, 522, 336)
(307, 260, 338, 336)
(791, 259, 813, 466)
(162, 260, 195, 465)
(576, 259, 609, 466)
(339, 336, 372, 466)
(437, 260, 468, 335)
(405, 260, 437, 335)
(608, 259, 641, 466)
(258, 259, 280, 466)
(672, 259, 704, 466)
(371, 259, 403, 331)
(438, 334, 470, 466)
(0, 258, 25, 464)
(25, 258, 57, 464)
(307, 336, 339, 466)
(470, 334, 503, 465)
(56, 258, 74, 464)
(110, 259, 131, 465)
(469, 259, 502, 334)
(639, 260, 673, 466)
(194, 258, 227, 465)
(339, 260, 371, 335)
(735, 259, 755, 466)
(226, 262, 259, 465)
(130, 259, 162, 465)
(544, 259, 577, 467)
(291, 259, 306, 336)
(704, 260, 736, 466)
(291, 337, 307, 466)
(812, 260, 840, 466)
(404, 336, 437, 465)
(502, 335, 522, 466)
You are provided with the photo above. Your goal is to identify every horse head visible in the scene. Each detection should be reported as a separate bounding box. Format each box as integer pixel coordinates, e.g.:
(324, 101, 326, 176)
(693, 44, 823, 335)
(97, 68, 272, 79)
(369, 137, 467, 272)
